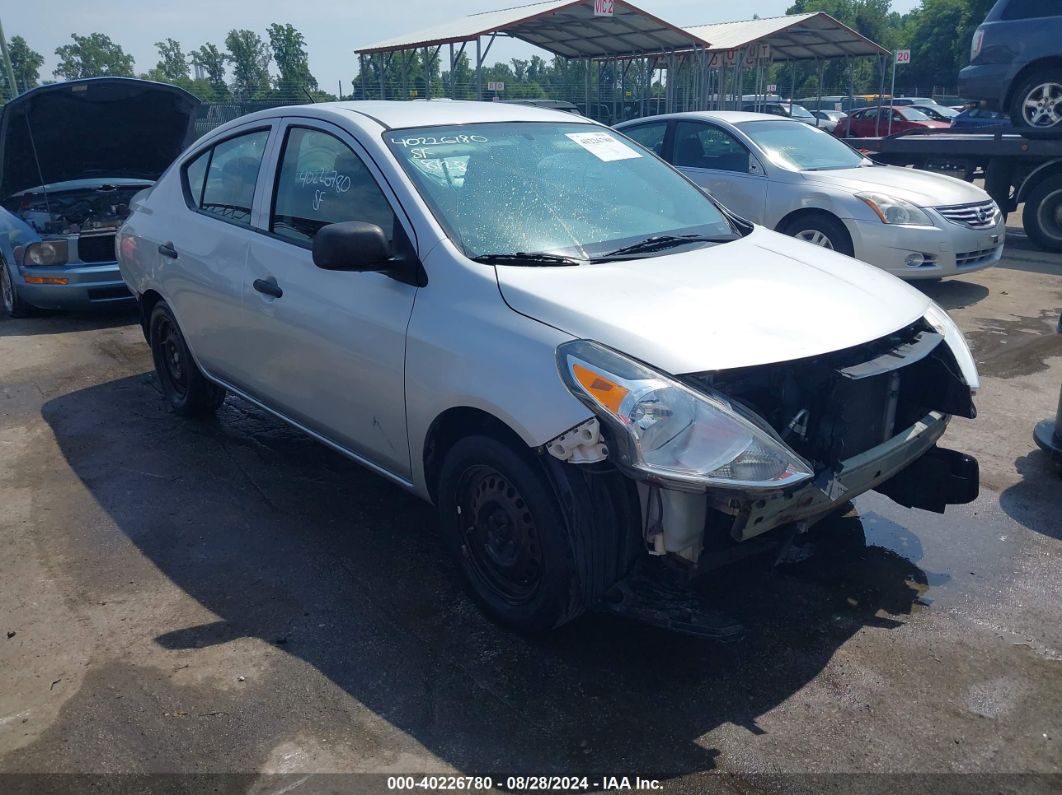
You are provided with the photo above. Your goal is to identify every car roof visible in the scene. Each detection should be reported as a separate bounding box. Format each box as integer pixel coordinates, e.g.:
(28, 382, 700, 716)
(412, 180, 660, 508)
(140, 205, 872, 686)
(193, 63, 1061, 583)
(200, 99, 600, 141)
(615, 110, 798, 127)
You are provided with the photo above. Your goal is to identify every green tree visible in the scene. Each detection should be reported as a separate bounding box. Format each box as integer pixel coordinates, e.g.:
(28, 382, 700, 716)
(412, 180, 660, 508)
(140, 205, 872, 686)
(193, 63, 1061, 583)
(191, 43, 228, 97)
(53, 32, 135, 79)
(267, 23, 317, 98)
(9, 35, 44, 92)
(154, 37, 189, 82)
(224, 29, 271, 99)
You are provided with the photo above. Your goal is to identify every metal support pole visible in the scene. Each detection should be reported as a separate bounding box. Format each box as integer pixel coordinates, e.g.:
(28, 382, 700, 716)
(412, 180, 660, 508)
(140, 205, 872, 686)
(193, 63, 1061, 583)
(378, 54, 385, 100)
(815, 57, 823, 124)
(789, 59, 795, 115)
(476, 37, 482, 101)
(888, 50, 897, 136)
(876, 54, 886, 136)
(359, 54, 366, 100)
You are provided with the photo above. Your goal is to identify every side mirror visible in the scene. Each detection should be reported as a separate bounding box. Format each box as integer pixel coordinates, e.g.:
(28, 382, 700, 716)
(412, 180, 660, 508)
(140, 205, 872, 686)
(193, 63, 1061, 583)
(312, 221, 391, 272)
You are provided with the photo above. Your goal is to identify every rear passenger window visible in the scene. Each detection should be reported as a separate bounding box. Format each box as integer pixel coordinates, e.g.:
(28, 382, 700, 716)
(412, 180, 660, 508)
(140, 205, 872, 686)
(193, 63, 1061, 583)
(1001, 0, 1058, 19)
(673, 121, 751, 173)
(270, 127, 396, 246)
(196, 130, 270, 226)
(621, 122, 667, 157)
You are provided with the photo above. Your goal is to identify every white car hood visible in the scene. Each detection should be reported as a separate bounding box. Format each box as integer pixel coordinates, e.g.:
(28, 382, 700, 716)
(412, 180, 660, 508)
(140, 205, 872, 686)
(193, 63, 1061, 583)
(496, 227, 932, 375)
(803, 164, 989, 207)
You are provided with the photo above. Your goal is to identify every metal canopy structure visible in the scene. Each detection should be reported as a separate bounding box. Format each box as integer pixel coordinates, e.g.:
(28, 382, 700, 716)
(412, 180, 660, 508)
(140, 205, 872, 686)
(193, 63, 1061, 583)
(352, 4, 890, 123)
(357, 0, 710, 59)
(682, 12, 888, 62)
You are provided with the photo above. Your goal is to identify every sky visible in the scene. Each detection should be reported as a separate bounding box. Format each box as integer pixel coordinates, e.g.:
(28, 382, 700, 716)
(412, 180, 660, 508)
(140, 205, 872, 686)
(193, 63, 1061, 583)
(5, 0, 924, 94)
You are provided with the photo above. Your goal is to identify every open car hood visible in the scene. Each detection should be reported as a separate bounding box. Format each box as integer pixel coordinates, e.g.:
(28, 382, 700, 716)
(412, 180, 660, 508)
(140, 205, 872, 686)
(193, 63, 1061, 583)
(495, 226, 932, 375)
(0, 78, 200, 200)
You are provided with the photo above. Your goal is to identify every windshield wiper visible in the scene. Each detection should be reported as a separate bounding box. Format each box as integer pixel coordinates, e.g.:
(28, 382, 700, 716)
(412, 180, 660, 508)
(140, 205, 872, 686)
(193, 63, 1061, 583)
(597, 234, 736, 259)
(472, 252, 583, 267)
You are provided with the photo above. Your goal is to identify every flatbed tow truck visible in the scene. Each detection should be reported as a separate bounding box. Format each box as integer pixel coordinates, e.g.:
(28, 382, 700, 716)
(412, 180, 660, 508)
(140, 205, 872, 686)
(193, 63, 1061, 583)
(846, 129, 1062, 252)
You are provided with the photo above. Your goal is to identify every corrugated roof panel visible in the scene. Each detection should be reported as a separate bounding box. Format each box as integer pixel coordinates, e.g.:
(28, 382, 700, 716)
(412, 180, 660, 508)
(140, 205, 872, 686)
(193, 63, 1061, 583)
(683, 12, 888, 60)
(357, 0, 712, 57)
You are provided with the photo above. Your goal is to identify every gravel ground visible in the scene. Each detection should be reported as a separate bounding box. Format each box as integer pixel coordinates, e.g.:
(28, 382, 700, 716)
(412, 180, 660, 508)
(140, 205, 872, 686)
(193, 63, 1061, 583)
(0, 232, 1059, 793)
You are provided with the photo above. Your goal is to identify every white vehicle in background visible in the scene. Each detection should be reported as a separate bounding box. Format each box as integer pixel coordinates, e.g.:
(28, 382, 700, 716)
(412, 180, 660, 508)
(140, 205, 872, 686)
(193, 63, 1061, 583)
(616, 111, 1005, 280)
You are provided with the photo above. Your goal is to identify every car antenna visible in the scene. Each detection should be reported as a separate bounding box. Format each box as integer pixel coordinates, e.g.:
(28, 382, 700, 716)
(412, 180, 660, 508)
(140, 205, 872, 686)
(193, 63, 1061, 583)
(22, 111, 52, 215)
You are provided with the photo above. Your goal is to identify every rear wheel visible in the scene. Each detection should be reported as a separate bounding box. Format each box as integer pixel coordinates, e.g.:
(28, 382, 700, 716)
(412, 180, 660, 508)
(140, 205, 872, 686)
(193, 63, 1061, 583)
(1010, 69, 1062, 132)
(1, 261, 33, 318)
(149, 301, 226, 416)
(437, 434, 636, 632)
(1022, 174, 1062, 252)
(782, 214, 855, 257)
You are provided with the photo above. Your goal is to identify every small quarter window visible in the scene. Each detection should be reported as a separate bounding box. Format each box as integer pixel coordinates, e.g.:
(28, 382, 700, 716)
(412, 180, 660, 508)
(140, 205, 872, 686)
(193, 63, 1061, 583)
(184, 149, 210, 208)
(621, 122, 668, 157)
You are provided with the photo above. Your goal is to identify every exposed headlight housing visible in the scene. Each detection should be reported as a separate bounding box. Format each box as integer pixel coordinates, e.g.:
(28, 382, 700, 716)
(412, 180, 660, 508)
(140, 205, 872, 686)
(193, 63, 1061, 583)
(556, 340, 814, 492)
(858, 192, 934, 226)
(23, 240, 69, 267)
(924, 302, 980, 392)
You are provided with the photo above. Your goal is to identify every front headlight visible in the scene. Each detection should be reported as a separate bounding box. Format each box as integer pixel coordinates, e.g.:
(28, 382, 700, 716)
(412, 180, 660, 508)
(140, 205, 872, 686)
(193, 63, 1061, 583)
(924, 302, 980, 392)
(23, 240, 69, 267)
(857, 192, 934, 226)
(556, 340, 814, 491)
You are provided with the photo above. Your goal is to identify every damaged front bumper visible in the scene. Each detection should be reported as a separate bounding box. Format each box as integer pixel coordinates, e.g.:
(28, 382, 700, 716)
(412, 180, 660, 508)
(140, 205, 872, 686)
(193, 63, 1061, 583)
(719, 411, 976, 541)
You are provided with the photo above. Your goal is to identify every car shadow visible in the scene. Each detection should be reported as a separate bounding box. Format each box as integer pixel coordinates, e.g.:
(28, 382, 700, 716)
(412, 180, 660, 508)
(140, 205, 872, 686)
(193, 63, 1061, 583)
(999, 449, 1062, 539)
(33, 374, 934, 778)
(0, 307, 138, 337)
(914, 278, 990, 310)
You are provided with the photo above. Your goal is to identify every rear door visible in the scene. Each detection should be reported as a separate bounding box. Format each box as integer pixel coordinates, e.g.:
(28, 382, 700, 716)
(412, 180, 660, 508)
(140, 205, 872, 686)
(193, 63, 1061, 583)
(240, 118, 418, 478)
(157, 123, 278, 389)
(668, 120, 768, 222)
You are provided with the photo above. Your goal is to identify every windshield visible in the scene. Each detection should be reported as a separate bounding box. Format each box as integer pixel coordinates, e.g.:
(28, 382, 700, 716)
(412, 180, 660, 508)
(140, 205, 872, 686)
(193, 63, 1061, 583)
(787, 104, 815, 120)
(738, 120, 868, 171)
(386, 122, 735, 261)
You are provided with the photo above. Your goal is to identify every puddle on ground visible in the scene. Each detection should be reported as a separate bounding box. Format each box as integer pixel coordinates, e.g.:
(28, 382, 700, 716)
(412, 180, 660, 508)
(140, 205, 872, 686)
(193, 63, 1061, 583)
(964, 309, 1062, 379)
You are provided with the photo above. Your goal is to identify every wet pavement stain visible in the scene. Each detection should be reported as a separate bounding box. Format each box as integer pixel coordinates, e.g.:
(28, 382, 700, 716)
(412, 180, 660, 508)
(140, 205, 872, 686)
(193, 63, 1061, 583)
(965, 309, 1062, 379)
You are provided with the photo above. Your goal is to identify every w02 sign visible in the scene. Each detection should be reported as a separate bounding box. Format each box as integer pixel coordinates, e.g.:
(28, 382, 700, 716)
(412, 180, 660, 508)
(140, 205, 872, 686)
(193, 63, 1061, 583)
(896, 49, 911, 64)
(594, 0, 614, 16)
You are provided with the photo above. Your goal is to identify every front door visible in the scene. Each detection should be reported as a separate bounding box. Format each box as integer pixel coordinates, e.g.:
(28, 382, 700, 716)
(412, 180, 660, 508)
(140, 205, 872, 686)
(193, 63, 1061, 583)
(670, 120, 768, 223)
(242, 120, 418, 479)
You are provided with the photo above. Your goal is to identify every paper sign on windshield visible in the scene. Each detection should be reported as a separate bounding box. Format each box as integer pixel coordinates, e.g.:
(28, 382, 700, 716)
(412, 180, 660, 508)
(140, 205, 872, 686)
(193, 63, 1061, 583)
(565, 132, 642, 162)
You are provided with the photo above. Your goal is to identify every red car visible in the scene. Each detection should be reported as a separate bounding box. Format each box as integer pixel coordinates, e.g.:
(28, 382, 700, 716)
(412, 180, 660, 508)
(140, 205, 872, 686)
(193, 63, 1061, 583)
(836, 105, 951, 137)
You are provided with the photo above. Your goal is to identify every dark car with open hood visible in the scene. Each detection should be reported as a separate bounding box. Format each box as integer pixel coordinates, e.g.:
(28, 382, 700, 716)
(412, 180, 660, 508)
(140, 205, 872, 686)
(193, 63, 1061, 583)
(0, 78, 199, 317)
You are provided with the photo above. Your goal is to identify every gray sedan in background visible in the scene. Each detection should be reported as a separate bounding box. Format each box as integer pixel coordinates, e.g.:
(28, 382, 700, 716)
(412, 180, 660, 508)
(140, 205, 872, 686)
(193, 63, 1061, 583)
(615, 111, 1005, 280)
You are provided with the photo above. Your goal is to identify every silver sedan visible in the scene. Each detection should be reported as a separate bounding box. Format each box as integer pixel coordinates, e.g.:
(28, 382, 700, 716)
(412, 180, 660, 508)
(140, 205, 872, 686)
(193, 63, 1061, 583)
(615, 111, 1005, 280)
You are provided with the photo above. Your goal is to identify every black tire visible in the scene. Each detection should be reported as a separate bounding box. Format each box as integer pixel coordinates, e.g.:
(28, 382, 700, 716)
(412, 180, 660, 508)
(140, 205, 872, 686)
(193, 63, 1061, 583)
(782, 213, 855, 257)
(1, 260, 33, 318)
(437, 435, 634, 632)
(1009, 69, 1062, 132)
(1022, 174, 1062, 253)
(149, 301, 226, 417)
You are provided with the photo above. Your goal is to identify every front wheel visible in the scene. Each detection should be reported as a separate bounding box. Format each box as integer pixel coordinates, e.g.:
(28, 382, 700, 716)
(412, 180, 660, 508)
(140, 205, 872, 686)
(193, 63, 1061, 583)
(1, 261, 33, 318)
(1022, 174, 1062, 252)
(149, 301, 226, 417)
(1010, 70, 1062, 132)
(782, 214, 855, 257)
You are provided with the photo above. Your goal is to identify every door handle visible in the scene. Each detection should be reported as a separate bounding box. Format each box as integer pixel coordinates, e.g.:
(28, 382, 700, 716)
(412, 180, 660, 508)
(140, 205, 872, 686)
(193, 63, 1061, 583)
(158, 242, 178, 259)
(253, 277, 283, 299)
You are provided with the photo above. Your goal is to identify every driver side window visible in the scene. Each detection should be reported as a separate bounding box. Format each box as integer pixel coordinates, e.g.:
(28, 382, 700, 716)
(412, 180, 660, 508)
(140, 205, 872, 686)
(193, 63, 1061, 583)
(270, 127, 396, 247)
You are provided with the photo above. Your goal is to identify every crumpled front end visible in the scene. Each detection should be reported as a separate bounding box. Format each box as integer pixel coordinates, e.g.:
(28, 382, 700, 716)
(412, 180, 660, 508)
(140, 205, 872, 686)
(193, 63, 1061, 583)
(548, 317, 980, 570)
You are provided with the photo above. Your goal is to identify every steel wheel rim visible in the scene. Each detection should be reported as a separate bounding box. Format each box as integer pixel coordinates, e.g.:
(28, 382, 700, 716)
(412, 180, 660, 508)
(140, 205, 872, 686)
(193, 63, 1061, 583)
(457, 464, 543, 606)
(795, 229, 835, 249)
(156, 316, 189, 399)
(1022, 82, 1062, 128)
(1, 267, 13, 314)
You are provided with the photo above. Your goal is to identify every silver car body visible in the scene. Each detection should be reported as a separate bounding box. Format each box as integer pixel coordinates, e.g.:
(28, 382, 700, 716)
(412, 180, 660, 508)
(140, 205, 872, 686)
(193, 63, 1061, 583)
(615, 111, 1005, 280)
(118, 101, 979, 560)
